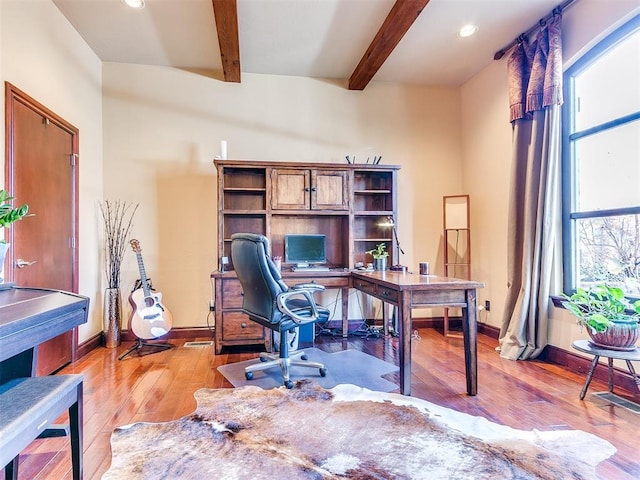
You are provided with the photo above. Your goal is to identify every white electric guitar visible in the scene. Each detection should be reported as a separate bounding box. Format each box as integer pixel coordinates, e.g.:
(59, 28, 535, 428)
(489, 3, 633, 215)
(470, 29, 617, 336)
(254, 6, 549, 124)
(128, 239, 173, 340)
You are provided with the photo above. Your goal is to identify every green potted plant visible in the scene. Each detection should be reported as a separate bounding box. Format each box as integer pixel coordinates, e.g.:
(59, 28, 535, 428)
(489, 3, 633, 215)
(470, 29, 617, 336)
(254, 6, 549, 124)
(366, 243, 389, 271)
(561, 284, 640, 351)
(0, 189, 29, 237)
(0, 190, 30, 284)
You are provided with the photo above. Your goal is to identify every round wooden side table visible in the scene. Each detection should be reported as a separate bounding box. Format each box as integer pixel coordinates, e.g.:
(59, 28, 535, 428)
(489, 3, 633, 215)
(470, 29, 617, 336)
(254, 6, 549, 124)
(571, 339, 640, 400)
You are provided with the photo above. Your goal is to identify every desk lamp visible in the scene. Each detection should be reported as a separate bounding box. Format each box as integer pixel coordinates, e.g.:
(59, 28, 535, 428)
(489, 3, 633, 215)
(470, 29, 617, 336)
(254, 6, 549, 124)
(380, 216, 406, 272)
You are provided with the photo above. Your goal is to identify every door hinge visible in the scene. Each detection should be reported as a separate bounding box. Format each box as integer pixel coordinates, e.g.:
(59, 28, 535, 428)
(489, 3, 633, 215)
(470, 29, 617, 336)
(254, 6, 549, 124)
(70, 154, 78, 166)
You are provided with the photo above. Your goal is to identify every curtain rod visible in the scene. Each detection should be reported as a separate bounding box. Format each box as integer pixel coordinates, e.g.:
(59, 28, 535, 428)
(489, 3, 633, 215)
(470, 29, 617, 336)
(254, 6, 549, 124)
(493, 0, 577, 60)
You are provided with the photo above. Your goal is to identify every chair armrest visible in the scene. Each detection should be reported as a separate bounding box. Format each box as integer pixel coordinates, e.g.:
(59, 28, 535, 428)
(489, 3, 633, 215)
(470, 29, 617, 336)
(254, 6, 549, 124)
(291, 283, 326, 293)
(276, 290, 319, 324)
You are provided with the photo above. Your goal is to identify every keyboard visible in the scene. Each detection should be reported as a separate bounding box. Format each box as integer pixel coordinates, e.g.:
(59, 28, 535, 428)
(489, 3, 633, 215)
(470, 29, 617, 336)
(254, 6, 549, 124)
(291, 266, 331, 272)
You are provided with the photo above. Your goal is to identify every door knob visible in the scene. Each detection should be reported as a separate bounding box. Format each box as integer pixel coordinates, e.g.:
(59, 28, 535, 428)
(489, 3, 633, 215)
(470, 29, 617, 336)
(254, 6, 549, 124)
(15, 259, 37, 268)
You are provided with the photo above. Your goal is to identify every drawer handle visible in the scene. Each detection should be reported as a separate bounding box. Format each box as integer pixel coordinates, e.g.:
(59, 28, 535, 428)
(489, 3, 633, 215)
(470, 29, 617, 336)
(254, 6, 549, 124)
(241, 322, 247, 328)
(381, 289, 391, 297)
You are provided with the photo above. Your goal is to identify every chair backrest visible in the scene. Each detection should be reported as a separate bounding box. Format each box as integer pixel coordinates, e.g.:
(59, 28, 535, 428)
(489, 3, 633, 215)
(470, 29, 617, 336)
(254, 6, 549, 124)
(230, 233, 287, 325)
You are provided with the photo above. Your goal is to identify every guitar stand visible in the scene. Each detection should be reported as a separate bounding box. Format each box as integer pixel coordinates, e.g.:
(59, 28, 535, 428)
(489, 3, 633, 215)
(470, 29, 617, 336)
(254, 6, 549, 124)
(118, 337, 173, 361)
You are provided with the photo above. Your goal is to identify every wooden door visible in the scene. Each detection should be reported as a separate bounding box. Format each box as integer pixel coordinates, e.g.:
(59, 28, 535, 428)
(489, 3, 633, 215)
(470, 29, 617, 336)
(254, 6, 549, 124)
(5, 83, 79, 375)
(312, 170, 349, 210)
(271, 169, 310, 210)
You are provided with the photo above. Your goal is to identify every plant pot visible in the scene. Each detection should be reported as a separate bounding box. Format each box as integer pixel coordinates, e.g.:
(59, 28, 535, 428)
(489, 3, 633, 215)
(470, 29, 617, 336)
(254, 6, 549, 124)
(373, 257, 387, 271)
(103, 287, 122, 348)
(587, 318, 639, 351)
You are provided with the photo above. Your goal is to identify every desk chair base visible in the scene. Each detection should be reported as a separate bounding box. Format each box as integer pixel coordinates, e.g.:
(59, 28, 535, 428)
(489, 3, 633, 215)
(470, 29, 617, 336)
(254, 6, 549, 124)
(118, 338, 173, 360)
(245, 350, 327, 389)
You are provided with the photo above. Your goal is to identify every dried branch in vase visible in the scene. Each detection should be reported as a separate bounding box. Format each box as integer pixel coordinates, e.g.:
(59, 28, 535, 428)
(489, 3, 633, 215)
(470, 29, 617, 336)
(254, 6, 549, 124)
(100, 200, 139, 289)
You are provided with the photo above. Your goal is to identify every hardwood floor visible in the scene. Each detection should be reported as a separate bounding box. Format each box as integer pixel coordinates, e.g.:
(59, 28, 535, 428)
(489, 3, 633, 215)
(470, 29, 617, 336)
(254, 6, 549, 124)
(7, 328, 640, 479)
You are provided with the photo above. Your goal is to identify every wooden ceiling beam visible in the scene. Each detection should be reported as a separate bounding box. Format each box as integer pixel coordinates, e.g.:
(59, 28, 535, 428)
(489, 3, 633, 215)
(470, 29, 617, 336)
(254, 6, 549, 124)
(348, 0, 430, 90)
(212, 0, 241, 83)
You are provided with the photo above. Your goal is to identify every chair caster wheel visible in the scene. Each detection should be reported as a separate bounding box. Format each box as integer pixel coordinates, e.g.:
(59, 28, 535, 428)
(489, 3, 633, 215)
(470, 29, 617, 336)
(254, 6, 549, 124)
(245, 371, 254, 380)
(284, 380, 294, 389)
(301, 354, 308, 360)
(319, 368, 327, 377)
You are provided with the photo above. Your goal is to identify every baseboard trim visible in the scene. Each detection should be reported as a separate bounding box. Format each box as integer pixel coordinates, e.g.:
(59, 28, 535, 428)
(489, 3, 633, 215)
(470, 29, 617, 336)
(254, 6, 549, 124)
(76, 333, 102, 359)
(75, 327, 215, 359)
(119, 327, 215, 342)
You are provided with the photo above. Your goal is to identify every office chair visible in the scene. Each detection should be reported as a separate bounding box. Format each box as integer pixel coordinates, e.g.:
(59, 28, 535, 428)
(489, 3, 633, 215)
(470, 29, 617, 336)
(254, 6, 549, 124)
(231, 233, 328, 388)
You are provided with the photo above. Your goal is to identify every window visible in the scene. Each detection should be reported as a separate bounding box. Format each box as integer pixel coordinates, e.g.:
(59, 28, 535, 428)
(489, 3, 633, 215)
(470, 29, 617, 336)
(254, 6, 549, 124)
(562, 15, 640, 298)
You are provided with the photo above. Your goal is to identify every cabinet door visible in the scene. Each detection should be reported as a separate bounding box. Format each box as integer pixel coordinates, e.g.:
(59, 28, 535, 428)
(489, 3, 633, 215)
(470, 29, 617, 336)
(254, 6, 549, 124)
(312, 170, 349, 210)
(272, 169, 310, 210)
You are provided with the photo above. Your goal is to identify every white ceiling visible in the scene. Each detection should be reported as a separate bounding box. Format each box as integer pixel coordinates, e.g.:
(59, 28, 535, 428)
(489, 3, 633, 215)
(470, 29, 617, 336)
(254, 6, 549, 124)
(52, 0, 563, 87)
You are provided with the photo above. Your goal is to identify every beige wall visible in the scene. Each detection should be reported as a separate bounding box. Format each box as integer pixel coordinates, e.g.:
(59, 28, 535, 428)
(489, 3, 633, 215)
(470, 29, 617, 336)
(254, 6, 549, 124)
(460, 0, 639, 353)
(102, 64, 462, 326)
(2, 0, 637, 350)
(1, 0, 104, 342)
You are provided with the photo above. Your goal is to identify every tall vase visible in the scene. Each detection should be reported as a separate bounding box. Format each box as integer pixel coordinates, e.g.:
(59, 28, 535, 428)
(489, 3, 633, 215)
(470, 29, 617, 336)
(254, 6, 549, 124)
(103, 287, 122, 348)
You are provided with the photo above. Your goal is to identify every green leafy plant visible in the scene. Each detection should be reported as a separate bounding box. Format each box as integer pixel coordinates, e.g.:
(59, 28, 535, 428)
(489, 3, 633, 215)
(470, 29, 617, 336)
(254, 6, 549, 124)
(561, 284, 640, 333)
(366, 243, 389, 259)
(0, 189, 30, 244)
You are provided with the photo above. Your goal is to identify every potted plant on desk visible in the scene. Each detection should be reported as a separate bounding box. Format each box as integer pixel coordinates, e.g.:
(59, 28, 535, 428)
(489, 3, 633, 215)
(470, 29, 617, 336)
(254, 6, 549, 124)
(366, 243, 389, 271)
(561, 284, 640, 351)
(0, 190, 30, 285)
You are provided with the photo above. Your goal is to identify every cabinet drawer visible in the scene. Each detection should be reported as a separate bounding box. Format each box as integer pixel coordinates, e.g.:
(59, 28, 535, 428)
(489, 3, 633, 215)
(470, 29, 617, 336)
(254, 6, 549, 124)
(222, 312, 264, 341)
(288, 276, 349, 289)
(353, 278, 399, 304)
(376, 285, 398, 304)
(222, 279, 244, 308)
(352, 278, 377, 296)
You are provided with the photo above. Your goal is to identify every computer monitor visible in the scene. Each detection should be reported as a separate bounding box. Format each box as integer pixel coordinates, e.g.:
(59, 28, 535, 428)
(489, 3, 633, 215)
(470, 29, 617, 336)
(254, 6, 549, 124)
(284, 234, 327, 267)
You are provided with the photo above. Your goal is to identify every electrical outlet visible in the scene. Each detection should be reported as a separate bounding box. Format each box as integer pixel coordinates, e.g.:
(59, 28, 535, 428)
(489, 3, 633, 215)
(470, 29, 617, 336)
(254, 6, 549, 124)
(209, 300, 215, 311)
(484, 300, 491, 312)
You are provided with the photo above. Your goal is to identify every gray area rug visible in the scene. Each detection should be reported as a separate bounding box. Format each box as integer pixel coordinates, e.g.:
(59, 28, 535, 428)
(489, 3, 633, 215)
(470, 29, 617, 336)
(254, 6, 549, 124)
(218, 347, 399, 392)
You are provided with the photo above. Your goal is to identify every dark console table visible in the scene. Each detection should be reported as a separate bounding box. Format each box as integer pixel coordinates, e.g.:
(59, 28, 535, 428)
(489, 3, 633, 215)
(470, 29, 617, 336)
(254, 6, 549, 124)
(0, 287, 89, 383)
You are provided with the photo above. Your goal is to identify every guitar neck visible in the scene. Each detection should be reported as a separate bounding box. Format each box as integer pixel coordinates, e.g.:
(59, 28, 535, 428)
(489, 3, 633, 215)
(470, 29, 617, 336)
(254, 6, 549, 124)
(135, 253, 152, 297)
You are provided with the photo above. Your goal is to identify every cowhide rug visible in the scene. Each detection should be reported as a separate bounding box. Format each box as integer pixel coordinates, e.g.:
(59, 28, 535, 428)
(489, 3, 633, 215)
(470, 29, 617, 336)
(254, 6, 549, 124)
(103, 381, 615, 479)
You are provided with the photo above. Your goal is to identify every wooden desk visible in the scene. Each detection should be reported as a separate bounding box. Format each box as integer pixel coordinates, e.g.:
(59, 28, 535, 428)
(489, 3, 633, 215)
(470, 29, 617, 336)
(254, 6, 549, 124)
(351, 271, 484, 396)
(571, 339, 640, 400)
(0, 287, 89, 383)
(211, 270, 351, 353)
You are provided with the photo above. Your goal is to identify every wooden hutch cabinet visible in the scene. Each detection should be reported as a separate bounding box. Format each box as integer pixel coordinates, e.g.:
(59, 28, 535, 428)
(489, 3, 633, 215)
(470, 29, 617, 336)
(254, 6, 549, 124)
(212, 159, 399, 353)
(271, 168, 349, 210)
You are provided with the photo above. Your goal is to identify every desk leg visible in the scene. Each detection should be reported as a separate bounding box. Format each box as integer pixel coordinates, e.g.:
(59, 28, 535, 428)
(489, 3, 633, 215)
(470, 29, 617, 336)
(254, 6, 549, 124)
(398, 292, 412, 396)
(580, 355, 600, 400)
(462, 289, 478, 396)
(341, 287, 349, 338)
(382, 302, 389, 336)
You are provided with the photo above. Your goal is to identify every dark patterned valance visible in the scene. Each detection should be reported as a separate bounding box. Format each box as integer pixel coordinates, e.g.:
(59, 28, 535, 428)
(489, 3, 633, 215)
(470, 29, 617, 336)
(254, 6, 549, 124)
(508, 14, 563, 122)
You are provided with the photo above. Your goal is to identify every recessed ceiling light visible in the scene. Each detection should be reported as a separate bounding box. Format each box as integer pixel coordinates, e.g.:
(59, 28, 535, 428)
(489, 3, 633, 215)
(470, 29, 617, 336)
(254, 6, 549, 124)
(122, 0, 145, 8)
(458, 24, 479, 38)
